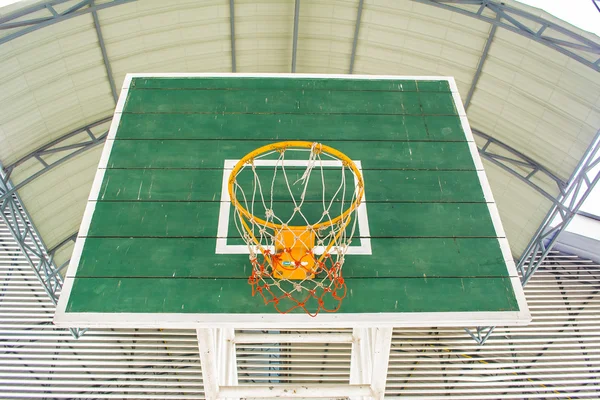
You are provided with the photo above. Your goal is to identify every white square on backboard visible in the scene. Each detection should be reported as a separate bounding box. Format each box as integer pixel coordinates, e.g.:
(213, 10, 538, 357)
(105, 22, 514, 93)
(215, 159, 372, 255)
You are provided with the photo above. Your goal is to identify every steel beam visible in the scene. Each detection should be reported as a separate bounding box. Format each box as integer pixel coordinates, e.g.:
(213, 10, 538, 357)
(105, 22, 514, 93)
(416, 0, 600, 72)
(464, 16, 497, 109)
(291, 0, 300, 73)
(0, 117, 111, 204)
(466, 128, 600, 345)
(578, 210, 600, 222)
(0, 0, 79, 28)
(0, 0, 135, 45)
(229, 0, 236, 72)
(1, 0, 597, 72)
(473, 129, 567, 203)
(464, 326, 495, 345)
(518, 129, 600, 285)
(0, 170, 84, 338)
(348, 0, 364, 74)
(90, 1, 117, 104)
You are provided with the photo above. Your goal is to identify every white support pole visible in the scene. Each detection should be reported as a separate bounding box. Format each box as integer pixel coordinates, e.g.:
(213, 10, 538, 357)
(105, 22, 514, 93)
(197, 328, 220, 400)
(219, 384, 373, 398)
(219, 328, 239, 400)
(350, 327, 372, 400)
(234, 332, 354, 344)
(369, 327, 393, 400)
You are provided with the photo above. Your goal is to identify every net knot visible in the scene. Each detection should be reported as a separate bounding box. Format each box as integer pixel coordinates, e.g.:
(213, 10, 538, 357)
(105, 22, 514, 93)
(311, 142, 323, 155)
(265, 209, 274, 219)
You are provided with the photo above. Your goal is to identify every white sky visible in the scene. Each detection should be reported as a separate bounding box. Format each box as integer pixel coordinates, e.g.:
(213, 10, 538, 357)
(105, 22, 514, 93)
(518, 0, 600, 36)
(0, 0, 20, 8)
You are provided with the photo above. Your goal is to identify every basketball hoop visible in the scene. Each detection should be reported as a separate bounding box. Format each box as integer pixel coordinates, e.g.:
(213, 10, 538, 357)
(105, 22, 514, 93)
(228, 141, 364, 316)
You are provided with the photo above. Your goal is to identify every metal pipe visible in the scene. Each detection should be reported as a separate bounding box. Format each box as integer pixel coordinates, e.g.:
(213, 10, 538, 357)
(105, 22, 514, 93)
(291, 0, 300, 73)
(229, 0, 236, 72)
(348, 0, 364, 74)
(91, 1, 118, 104)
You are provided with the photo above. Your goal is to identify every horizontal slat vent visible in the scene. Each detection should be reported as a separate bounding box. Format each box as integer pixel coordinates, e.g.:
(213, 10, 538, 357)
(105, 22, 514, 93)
(2, 212, 599, 398)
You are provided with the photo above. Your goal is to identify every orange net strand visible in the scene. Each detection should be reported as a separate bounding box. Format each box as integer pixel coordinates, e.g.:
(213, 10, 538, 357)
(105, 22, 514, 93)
(247, 252, 347, 317)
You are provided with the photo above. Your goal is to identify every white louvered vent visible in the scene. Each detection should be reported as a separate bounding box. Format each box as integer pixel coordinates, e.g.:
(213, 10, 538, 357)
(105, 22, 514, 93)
(1, 213, 599, 398)
(236, 329, 352, 385)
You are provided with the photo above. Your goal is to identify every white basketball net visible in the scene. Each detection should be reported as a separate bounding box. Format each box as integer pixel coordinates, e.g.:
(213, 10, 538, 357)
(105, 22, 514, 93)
(229, 142, 363, 315)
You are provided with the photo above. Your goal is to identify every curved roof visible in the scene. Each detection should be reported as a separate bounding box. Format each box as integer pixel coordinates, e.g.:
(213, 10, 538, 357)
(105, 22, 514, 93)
(1, 0, 599, 270)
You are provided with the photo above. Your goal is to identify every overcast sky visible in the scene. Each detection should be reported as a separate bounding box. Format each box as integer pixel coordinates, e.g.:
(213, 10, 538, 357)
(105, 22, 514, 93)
(519, 0, 600, 35)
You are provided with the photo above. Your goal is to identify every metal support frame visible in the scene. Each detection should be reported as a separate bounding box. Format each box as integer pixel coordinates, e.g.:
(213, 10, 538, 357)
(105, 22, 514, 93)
(2, 1, 595, 71)
(0, 170, 84, 338)
(90, 1, 117, 104)
(291, 0, 300, 73)
(348, 0, 364, 74)
(466, 129, 600, 345)
(0, 117, 111, 204)
(0, 0, 135, 45)
(594, 0, 600, 13)
(464, 15, 498, 109)
(198, 328, 390, 399)
(518, 129, 600, 285)
(229, 0, 236, 72)
(0, 118, 110, 333)
(417, 0, 600, 72)
(464, 326, 495, 345)
(47, 231, 78, 275)
(473, 129, 567, 206)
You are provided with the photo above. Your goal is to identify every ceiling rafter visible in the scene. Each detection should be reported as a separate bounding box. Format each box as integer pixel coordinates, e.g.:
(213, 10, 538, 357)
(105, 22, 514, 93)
(464, 14, 498, 110)
(90, 1, 117, 104)
(416, 0, 600, 72)
(0, 173, 84, 338)
(291, 0, 300, 73)
(0, 117, 111, 204)
(0, 0, 135, 45)
(229, 0, 236, 73)
(348, 0, 364, 74)
(473, 129, 567, 206)
(518, 129, 600, 284)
